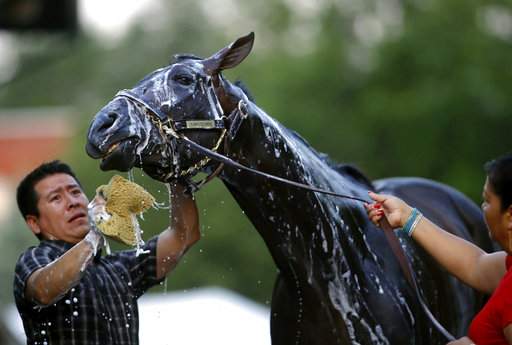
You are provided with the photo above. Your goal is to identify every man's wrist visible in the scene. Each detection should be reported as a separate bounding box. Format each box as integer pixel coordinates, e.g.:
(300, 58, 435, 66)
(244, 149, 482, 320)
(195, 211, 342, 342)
(84, 229, 102, 253)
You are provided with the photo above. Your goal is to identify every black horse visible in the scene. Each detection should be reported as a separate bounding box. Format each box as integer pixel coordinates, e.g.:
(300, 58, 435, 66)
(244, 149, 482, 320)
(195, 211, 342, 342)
(86, 33, 494, 344)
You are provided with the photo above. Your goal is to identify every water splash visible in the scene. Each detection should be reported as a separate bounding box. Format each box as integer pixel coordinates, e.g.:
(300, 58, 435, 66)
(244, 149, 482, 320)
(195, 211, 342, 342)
(131, 214, 149, 256)
(153, 200, 170, 210)
(127, 169, 135, 182)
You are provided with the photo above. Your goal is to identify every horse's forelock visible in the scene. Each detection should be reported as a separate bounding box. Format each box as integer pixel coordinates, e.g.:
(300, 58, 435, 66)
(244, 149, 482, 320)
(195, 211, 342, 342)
(170, 54, 203, 64)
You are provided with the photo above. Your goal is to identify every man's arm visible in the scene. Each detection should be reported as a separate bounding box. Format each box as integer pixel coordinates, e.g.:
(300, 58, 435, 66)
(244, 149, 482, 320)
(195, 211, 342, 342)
(156, 183, 200, 280)
(25, 231, 101, 306)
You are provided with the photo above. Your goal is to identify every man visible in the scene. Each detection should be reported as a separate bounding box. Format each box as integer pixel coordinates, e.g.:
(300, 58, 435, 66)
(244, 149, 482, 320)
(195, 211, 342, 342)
(13, 160, 200, 345)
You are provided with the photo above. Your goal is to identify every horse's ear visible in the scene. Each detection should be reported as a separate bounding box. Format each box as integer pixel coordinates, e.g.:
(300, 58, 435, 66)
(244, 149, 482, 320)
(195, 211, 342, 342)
(203, 32, 255, 75)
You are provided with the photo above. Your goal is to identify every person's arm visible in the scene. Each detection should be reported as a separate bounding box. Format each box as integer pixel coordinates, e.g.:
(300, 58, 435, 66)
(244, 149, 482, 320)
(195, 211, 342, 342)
(446, 336, 476, 345)
(155, 182, 200, 280)
(25, 231, 102, 306)
(504, 324, 512, 344)
(366, 192, 506, 294)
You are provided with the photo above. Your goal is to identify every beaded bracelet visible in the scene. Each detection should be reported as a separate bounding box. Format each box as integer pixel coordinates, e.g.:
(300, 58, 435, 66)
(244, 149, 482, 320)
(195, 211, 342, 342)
(402, 208, 423, 236)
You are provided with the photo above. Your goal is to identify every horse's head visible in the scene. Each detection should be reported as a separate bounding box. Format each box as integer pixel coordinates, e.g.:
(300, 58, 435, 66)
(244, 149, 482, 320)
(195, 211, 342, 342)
(86, 33, 254, 182)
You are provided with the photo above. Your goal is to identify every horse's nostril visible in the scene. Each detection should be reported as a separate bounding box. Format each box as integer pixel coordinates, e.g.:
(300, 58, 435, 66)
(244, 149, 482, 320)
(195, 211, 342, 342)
(99, 112, 118, 132)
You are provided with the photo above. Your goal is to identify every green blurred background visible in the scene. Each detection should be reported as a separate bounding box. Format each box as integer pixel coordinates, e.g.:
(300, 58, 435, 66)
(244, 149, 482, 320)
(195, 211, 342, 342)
(0, 0, 510, 312)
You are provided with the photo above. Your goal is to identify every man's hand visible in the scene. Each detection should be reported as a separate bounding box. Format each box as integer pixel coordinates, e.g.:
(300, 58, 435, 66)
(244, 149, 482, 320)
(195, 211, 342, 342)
(85, 195, 108, 253)
(88, 194, 109, 226)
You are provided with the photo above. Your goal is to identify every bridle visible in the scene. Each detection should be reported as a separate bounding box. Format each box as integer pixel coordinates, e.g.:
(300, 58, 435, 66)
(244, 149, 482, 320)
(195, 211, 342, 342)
(113, 73, 456, 342)
(114, 75, 249, 188)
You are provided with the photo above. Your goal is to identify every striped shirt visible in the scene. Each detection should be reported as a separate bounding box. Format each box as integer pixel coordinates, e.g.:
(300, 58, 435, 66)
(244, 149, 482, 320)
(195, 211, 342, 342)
(13, 237, 163, 345)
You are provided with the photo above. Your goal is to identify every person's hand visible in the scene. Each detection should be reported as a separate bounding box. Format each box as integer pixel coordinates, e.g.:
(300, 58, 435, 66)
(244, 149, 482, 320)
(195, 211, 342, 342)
(364, 191, 413, 229)
(446, 336, 475, 344)
(88, 194, 108, 224)
(85, 194, 108, 251)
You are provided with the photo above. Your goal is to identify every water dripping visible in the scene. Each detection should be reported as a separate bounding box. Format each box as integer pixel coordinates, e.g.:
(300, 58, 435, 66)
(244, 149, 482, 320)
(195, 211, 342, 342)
(137, 154, 144, 168)
(153, 200, 170, 210)
(127, 170, 135, 182)
(131, 214, 149, 256)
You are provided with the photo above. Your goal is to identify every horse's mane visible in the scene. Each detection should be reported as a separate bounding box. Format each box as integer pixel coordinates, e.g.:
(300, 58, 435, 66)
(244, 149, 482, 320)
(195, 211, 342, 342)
(234, 80, 255, 102)
(230, 79, 374, 190)
(172, 54, 203, 63)
(332, 163, 374, 189)
(288, 129, 374, 189)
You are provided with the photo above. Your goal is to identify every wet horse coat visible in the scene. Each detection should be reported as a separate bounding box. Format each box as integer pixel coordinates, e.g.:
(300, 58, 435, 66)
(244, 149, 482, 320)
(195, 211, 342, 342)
(86, 33, 494, 344)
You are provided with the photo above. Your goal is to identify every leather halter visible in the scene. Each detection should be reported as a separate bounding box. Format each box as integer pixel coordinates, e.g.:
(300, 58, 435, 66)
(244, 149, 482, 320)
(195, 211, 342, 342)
(113, 81, 248, 188)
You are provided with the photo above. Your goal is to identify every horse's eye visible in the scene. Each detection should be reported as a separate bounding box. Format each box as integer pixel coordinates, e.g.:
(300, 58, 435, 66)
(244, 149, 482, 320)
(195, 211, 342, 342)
(173, 74, 194, 86)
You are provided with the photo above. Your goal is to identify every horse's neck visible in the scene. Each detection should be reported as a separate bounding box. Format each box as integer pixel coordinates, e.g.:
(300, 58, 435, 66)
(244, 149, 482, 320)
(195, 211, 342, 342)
(223, 102, 333, 192)
(220, 102, 375, 278)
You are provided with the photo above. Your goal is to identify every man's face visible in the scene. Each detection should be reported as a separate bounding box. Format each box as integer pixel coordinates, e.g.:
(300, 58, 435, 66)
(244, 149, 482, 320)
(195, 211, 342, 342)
(29, 173, 90, 244)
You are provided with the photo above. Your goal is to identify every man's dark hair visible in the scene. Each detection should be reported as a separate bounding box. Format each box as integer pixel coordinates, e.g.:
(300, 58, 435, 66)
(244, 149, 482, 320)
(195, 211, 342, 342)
(484, 153, 512, 211)
(16, 160, 80, 222)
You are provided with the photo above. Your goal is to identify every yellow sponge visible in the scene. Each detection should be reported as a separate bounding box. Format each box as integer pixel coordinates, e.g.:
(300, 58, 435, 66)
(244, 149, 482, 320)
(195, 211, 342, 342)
(95, 175, 155, 246)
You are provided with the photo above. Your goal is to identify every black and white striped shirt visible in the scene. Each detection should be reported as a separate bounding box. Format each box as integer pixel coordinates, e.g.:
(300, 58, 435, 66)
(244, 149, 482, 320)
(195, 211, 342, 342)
(13, 237, 163, 345)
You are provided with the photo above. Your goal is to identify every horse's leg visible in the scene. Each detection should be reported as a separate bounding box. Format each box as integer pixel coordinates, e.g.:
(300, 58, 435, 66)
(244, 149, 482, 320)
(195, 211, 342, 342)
(270, 274, 301, 345)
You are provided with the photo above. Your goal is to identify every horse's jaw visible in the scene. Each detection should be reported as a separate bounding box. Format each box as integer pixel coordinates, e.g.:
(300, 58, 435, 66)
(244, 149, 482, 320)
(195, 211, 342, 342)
(97, 138, 139, 172)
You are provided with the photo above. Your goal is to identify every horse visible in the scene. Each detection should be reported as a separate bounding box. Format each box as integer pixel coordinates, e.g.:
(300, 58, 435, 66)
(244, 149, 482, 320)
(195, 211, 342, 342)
(85, 33, 494, 344)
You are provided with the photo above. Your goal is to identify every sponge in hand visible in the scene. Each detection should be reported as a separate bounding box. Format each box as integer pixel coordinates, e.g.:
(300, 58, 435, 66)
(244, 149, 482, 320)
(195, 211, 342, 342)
(95, 175, 155, 246)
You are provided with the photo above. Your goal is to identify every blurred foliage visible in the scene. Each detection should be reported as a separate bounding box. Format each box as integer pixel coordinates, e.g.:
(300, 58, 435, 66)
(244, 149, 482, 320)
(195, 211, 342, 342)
(0, 0, 510, 307)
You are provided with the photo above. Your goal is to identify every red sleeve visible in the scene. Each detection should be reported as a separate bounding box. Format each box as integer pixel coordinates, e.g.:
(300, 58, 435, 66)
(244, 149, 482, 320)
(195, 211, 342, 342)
(506, 255, 512, 270)
(498, 256, 512, 328)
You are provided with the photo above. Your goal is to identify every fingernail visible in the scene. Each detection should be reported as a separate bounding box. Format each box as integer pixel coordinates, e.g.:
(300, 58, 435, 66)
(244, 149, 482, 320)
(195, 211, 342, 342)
(373, 204, 381, 209)
(377, 211, 384, 216)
